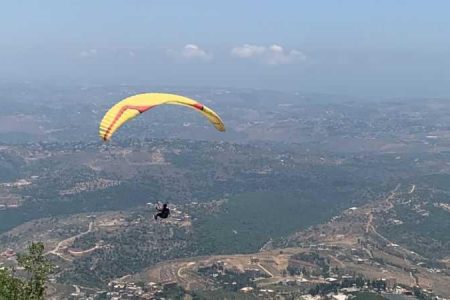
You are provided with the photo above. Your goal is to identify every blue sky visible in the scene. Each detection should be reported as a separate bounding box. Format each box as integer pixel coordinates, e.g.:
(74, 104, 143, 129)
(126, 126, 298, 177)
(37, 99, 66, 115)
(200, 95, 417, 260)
(1, 0, 450, 97)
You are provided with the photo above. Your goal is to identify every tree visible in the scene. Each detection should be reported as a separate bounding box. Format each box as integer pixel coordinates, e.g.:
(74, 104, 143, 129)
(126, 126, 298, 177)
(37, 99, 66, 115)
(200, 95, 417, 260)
(0, 242, 53, 300)
(0, 268, 25, 299)
(355, 276, 365, 288)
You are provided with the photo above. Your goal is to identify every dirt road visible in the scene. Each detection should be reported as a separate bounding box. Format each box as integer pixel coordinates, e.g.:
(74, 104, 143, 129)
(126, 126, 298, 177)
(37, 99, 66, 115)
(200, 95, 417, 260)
(46, 221, 95, 261)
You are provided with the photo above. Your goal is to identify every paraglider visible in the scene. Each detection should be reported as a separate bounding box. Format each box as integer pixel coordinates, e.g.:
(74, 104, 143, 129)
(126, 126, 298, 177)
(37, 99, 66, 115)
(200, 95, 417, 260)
(99, 93, 225, 222)
(153, 203, 170, 220)
(99, 93, 225, 141)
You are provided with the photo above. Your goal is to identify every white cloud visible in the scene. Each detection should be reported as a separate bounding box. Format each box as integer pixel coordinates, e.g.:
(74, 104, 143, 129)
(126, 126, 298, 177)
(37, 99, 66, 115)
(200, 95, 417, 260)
(231, 44, 305, 65)
(181, 44, 211, 60)
(80, 49, 97, 58)
(167, 44, 212, 62)
(231, 44, 265, 58)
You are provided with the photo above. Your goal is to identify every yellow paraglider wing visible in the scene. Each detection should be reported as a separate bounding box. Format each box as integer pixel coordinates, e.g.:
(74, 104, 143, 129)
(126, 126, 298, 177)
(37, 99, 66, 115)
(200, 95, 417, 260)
(99, 93, 225, 141)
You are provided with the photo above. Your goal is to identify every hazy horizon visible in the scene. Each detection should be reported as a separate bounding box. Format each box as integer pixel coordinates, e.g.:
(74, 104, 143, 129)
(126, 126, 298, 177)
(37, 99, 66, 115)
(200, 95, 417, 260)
(2, 0, 450, 98)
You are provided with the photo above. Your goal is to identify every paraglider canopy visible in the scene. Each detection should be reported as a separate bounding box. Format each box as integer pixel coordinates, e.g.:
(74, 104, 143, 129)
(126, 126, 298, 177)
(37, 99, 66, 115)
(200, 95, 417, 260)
(99, 93, 225, 141)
